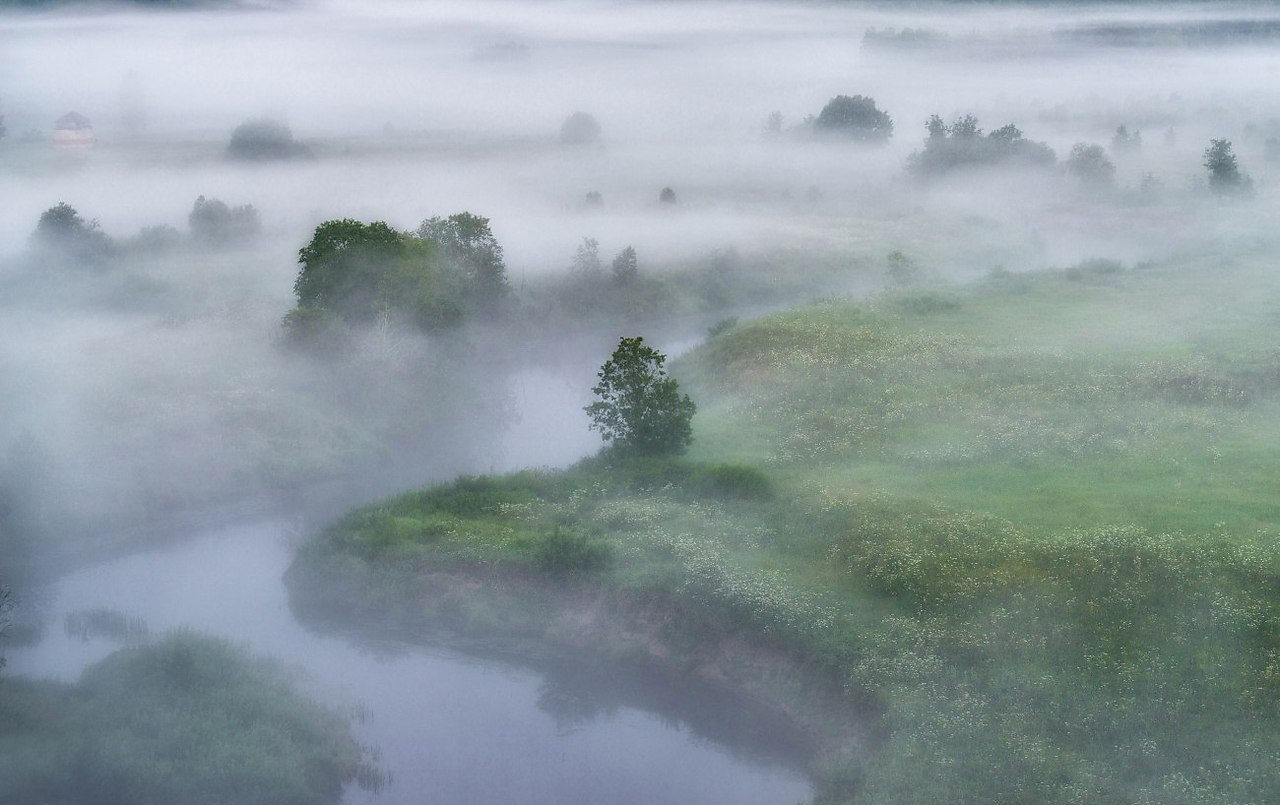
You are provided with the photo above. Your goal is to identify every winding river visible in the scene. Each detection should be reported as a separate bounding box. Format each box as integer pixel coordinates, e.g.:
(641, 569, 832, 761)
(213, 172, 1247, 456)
(7, 360, 815, 805)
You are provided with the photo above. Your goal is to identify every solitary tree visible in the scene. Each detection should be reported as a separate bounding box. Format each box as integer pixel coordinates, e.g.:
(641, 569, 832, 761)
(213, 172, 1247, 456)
(559, 111, 602, 145)
(814, 95, 894, 143)
(1204, 139, 1251, 194)
(585, 337, 696, 456)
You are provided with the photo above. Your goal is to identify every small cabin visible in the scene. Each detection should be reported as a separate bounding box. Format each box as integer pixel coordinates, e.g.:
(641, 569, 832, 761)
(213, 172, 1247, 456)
(53, 112, 95, 149)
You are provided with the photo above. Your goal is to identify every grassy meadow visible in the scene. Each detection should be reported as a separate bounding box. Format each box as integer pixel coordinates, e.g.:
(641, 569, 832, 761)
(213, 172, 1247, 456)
(289, 250, 1280, 802)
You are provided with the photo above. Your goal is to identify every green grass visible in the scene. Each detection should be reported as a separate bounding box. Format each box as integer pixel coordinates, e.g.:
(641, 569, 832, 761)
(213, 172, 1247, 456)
(0, 631, 378, 804)
(290, 252, 1280, 803)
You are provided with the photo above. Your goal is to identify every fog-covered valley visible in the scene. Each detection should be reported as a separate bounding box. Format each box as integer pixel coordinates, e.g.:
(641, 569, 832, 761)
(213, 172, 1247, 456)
(3, 1, 1280, 802)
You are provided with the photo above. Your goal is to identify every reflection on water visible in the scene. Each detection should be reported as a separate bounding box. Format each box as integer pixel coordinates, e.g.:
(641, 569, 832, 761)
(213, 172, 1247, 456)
(8, 520, 813, 804)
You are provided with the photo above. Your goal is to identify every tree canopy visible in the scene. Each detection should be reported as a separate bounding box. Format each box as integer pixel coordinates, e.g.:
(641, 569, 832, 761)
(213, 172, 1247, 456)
(415, 212, 509, 311)
(814, 95, 894, 143)
(585, 336, 696, 457)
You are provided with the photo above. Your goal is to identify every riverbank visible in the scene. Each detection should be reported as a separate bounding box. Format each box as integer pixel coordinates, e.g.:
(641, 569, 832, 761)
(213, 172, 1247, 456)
(288, 251, 1280, 802)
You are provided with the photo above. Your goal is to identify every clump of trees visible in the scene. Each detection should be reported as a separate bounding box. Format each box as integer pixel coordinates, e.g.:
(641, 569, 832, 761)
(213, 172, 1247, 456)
(813, 94, 893, 143)
(188, 195, 260, 245)
(1111, 124, 1142, 155)
(559, 111, 602, 145)
(1204, 139, 1252, 195)
(907, 115, 1055, 178)
(284, 212, 509, 344)
(227, 118, 312, 160)
(30, 202, 115, 264)
(585, 336, 696, 457)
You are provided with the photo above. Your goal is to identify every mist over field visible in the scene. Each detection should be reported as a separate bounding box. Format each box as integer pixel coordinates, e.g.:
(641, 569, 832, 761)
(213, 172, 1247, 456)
(4, 1, 1280, 801)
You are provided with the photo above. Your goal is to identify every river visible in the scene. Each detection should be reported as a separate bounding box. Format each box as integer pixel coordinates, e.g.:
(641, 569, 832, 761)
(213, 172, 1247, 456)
(6, 358, 815, 805)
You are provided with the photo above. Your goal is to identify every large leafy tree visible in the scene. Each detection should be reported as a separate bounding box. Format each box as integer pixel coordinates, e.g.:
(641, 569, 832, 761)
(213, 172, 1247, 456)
(293, 219, 407, 323)
(585, 337, 696, 456)
(416, 212, 509, 311)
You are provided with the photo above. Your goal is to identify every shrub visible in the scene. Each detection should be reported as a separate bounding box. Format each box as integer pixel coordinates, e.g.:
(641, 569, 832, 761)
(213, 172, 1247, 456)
(688, 463, 774, 500)
(533, 526, 612, 573)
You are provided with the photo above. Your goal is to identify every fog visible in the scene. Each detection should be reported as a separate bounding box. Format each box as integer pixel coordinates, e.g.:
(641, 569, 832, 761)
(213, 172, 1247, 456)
(3, 0, 1280, 799)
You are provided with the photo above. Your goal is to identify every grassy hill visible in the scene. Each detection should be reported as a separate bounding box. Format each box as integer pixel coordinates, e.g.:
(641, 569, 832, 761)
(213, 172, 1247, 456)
(289, 251, 1280, 803)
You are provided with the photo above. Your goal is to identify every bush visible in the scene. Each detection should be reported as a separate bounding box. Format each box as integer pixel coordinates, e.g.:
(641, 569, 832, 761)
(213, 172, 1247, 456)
(688, 463, 774, 500)
(533, 526, 612, 573)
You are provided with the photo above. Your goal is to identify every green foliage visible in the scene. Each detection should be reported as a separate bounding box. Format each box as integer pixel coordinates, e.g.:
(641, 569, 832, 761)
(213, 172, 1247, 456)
(908, 115, 1055, 178)
(31, 202, 115, 264)
(415, 212, 509, 311)
(533, 526, 612, 573)
(1066, 142, 1116, 189)
(1204, 138, 1252, 195)
(813, 94, 893, 143)
(611, 245, 638, 285)
(295, 256, 1280, 802)
(686, 463, 773, 500)
(287, 218, 469, 339)
(188, 195, 260, 245)
(585, 337, 697, 457)
(226, 118, 311, 160)
(293, 219, 406, 323)
(0, 632, 376, 803)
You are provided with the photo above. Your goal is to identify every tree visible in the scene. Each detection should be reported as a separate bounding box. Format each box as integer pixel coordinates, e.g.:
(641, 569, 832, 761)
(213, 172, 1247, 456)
(585, 337, 696, 456)
(611, 246, 638, 285)
(813, 94, 893, 143)
(0, 586, 11, 675)
(658, 186, 677, 205)
(1111, 124, 1141, 155)
(1204, 139, 1251, 194)
(32, 202, 114, 263)
(559, 111, 602, 145)
(294, 219, 406, 322)
(1065, 143, 1116, 189)
(188, 195, 260, 245)
(227, 118, 311, 160)
(416, 212, 509, 310)
(571, 237, 602, 278)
